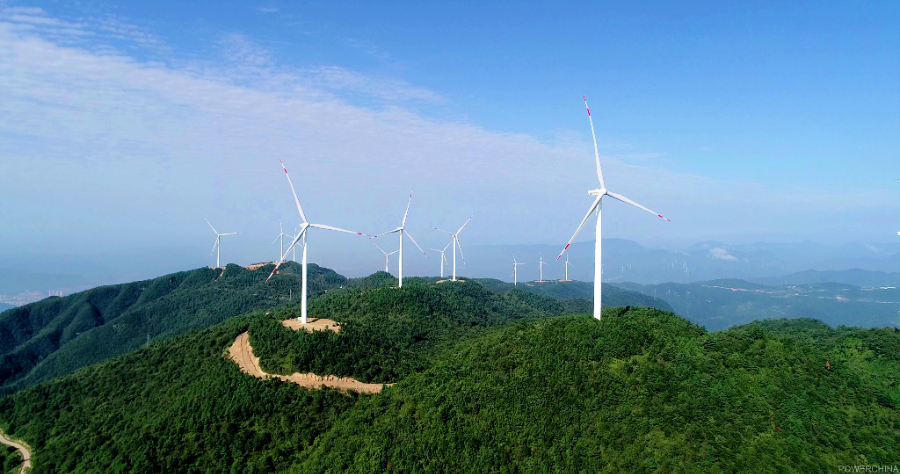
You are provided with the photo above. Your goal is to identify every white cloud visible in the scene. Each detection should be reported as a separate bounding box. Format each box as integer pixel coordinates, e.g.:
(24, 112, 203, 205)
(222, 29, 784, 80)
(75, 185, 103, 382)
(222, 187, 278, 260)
(0, 7, 894, 273)
(709, 248, 738, 261)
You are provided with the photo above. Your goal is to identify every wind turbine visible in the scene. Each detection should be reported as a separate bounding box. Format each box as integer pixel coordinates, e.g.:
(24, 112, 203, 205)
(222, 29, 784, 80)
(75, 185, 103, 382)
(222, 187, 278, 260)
(206, 220, 237, 268)
(555, 96, 670, 320)
(271, 222, 291, 262)
(561, 253, 574, 282)
(373, 242, 399, 273)
(537, 254, 547, 282)
(512, 254, 525, 286)
(435, 215, 472, 282)
(265, 160, 367, 324)
(430, 241, 452, 278)
(371, 190, 427, 288)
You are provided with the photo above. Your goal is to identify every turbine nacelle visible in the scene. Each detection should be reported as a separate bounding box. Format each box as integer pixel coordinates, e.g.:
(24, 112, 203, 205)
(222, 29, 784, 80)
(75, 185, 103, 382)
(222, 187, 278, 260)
(588, 188, 607, 197)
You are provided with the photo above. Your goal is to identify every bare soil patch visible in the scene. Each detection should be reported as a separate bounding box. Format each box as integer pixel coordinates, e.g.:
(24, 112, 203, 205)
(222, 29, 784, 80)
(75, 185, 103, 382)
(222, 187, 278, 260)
(0, 428, 31, 474)
(227, 332, 387, 394)
(281, 318, 341, 333)
(436, 279, 466, 284)
(244, 262, 273, 270)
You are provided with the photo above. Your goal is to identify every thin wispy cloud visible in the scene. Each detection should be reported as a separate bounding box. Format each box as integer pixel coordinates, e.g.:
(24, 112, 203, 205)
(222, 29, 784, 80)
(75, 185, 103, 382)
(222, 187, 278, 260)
(0, 6, 893, 269)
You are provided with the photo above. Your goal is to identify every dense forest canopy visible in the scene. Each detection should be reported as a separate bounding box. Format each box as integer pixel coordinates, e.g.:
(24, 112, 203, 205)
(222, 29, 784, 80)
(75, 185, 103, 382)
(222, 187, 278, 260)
(0, 282, 896, 472)
(0, 262, 343, 395)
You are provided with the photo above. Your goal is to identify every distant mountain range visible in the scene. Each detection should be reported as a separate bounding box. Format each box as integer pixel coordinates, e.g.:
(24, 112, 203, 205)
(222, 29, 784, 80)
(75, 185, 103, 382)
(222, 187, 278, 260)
(2, 240, 898, 296)
(462, 239, 900, 285)
(618, 280, 900, 331)
(751, 268, 900, 287)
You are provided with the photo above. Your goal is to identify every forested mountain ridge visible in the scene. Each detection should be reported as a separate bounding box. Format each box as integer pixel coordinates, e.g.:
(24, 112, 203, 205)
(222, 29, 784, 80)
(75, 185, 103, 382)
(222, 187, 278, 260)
(619, 279, 900, 331)
(1, 302, 896, 472)
(249, 278, 590, 383)
(0, 262, 344, 395)
(474, 277, 673, 310)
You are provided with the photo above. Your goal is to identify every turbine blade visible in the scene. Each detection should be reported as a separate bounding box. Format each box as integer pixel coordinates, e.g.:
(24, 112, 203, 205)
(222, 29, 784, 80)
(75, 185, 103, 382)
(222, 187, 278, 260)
(401, 189, 413, 227)
(371, 228, 402, 238)
(271, 234, 282, 244)
(309, 223, 367, 236)
(556, 196, 601, 260)
(606, 191, 670, 221)
(583, 95, 605, 189)
(373, 242, 387, 255)
(434, 228, 454, 235)
(279, 160, 308, 224)
(403, 230, 427, 256)
(220, 232, 238, 236)
(265, 229, 306, 282)
(442, 241, 452, 252)
(206, 220, 218, 235)
(210, 237, 219, 255)
(388, 250, 399, 256)
(455, 215, 473, 235)
(456, 237, 466, 264)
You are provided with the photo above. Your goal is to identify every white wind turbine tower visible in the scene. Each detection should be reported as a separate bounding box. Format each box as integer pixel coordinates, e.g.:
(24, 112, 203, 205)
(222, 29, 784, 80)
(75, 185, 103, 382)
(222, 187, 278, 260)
(373, 242, 400, 273)
(206, 220, 237, 268)
(561, 253, 574, 282)
(556, 96, 670, 320)
(430, 241, 452, 278)
(266, 160, 367, 324)
(271, 222, 291, 262)
(372, 190, 427, 288)
(512, 254, 525, 286)
(435, 215, 472, 282)
(537, 254, 548, 282)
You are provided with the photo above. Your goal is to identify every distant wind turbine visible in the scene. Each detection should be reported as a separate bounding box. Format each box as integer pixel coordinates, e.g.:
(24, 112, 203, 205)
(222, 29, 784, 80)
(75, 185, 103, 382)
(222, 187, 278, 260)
(512, 254, 525, 286)
(562, 253, 573, 281)
(555, 96, 670, 320)
(372, 190, 427, 287)
(266, 160, 367, 324)
(206, 220, 237, 268)
(271, 222, 291, 262)
(430, 241, 452, 278)
(435, 215, 472, 282)
(373, 242, 400, 273)
(537, 254, 547, 282)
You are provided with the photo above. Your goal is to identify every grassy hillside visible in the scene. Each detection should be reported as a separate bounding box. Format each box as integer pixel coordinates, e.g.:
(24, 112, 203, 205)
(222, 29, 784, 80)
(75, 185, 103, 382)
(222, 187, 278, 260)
(619, 279, 900, 331)
(0, 262, 345, 395)
(0, 289, 897, 472)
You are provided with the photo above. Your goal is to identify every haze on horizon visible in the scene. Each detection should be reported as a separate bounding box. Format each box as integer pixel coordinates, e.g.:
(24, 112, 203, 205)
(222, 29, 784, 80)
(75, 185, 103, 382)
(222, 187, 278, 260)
(1, 1, 898, 285)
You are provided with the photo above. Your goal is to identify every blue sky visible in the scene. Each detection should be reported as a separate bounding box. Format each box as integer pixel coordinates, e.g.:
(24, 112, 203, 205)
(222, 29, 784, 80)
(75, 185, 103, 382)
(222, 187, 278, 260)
(0, 1, 897, 279)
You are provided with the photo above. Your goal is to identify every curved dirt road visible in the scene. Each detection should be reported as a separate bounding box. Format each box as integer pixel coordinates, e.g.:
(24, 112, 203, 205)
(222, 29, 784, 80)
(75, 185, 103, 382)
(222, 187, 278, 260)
(0, 428, 31, 474)
(228, 332, 389, 394)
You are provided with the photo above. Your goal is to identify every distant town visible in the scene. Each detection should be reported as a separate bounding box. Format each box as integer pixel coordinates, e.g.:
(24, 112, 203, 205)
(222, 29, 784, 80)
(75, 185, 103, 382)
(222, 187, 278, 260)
(0, 290, 64, 307)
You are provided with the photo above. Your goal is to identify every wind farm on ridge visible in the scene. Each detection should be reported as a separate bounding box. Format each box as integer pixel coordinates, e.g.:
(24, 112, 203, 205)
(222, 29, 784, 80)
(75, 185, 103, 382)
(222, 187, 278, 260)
(204, 95, 670, 325)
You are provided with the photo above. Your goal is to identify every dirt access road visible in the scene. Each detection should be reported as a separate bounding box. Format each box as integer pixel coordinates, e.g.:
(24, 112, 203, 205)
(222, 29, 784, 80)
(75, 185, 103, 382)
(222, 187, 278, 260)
(0, 428, 32, 474)
(227, 331, 389, 394)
